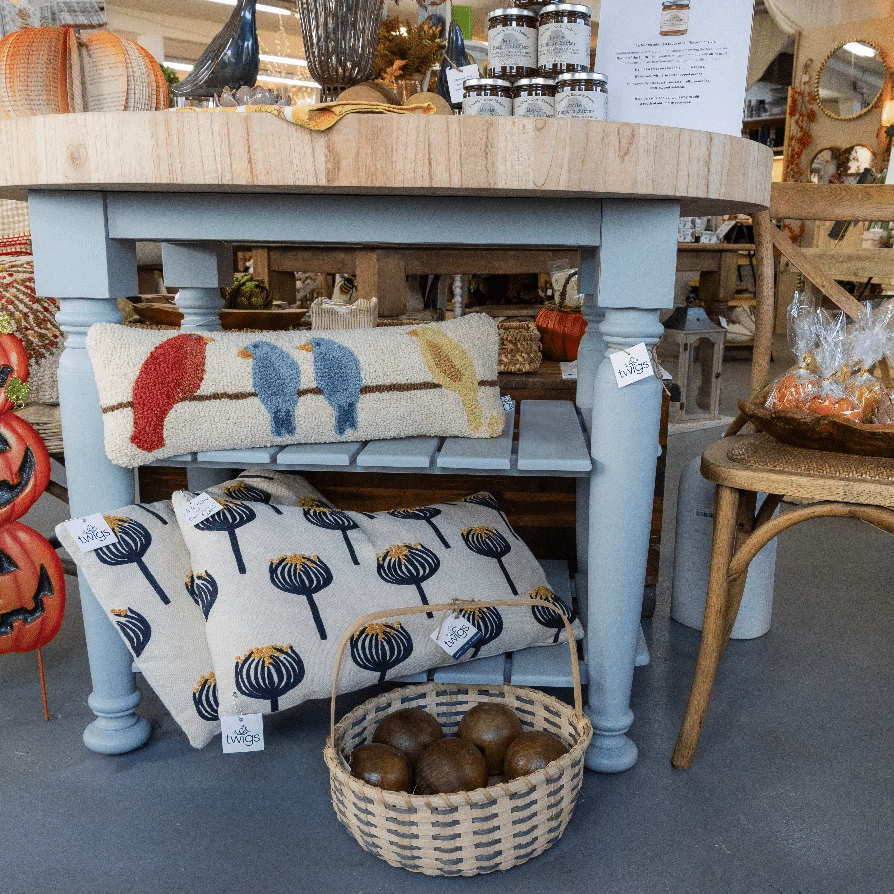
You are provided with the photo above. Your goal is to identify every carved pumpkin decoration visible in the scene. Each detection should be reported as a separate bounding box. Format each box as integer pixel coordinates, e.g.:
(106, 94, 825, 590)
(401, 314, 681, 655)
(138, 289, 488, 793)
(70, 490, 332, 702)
(0, 321, 29, 415)
(0, 412, 51, 526)
(0, 26, 168, 117)
(0, 521, 66, 654)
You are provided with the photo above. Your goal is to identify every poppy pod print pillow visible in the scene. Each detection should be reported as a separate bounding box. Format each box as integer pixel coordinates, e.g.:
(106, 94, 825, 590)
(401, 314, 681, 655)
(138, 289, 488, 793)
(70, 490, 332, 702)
(55, 471, 331, 748)
(85, 314, 505, 467)
(172, 487, 584, 722)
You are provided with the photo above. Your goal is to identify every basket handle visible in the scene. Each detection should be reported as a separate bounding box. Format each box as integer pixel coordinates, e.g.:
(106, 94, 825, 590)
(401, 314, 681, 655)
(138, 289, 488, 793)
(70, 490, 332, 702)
(330, 597, 584, 743)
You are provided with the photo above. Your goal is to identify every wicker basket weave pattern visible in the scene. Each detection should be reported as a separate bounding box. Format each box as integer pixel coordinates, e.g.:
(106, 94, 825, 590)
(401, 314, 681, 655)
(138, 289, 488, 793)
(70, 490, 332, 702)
(498, 320, 542, 373)
(324, 599, 592, 877)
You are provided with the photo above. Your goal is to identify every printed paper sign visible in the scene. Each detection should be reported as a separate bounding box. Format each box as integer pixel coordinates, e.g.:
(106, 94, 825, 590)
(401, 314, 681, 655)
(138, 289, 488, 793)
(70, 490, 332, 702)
(221, 714, 265, 753)
(610, 342, 655, 387)
(446, 63, 480, 105)
(63, 514, 118, 552)
(431, 613, 482, 660)
(594, 0, 754, 136)
(175, 492, 223, 526)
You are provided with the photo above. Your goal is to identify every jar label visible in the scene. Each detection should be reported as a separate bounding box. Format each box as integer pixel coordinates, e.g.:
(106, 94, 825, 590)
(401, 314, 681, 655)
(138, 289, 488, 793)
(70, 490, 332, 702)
(488, 24, 538, 70)
(555, 89, 607, 120)
(537, 21, 591, 69)
(514, 95, 556, 117)
(462, 94, 513, 116)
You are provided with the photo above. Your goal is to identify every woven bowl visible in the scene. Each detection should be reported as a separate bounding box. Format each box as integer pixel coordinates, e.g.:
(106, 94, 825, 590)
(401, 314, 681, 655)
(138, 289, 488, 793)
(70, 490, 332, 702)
(323, 599, 592, 877)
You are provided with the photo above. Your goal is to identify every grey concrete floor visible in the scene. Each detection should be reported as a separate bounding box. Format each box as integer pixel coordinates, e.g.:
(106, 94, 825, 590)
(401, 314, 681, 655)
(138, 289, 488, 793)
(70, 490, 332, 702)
(2, 340, 892, 893)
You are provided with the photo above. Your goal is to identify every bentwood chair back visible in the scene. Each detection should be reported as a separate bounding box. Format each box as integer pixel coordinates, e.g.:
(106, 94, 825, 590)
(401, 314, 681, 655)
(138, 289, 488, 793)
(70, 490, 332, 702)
(672, 182, 894, 768)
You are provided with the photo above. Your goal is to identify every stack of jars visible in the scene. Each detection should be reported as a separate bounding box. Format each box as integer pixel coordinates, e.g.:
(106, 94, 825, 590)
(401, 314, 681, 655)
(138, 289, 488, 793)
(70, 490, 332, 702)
(462, 3, 607, 120)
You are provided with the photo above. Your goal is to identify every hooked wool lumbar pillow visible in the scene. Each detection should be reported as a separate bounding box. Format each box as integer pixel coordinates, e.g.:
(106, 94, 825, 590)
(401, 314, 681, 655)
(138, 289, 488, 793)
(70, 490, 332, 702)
(54, 470, 333, 748)
(86, 314, 504, 468)
(172, 487, 583, 723)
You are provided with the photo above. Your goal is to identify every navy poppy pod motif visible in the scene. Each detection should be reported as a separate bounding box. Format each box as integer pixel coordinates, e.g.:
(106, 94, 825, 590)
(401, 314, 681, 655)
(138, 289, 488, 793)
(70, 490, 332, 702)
(97, 516, 170, 604)
(110, 607, 152, 657)
(235, 644, 305, 712)
(222, 482, 282, 515)
(388, 506, 451, 548)
(458, 604, 504, 659)
(463, 491, 519, 539)
(461, 526, 517, 595)
(529, 584, 576, 643)
(192, 672, 219, 721)
(194, 499, 256, 574)
(185, 570, 218, 620)
(301, 505, 360, 565)
(349, 622, 414, 683)
(269, 554, 333, 640)
(376, 543, 441, 619)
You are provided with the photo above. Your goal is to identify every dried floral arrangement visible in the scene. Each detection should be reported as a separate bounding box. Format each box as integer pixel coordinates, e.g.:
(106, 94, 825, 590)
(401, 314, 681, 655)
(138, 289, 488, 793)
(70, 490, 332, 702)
(374, 15, 444, 86)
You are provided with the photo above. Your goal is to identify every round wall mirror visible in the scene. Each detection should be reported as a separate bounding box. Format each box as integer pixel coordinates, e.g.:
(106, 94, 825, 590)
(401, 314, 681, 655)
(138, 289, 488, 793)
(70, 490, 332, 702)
(810, 145, 875, 183)
(815, 41, 888, 120)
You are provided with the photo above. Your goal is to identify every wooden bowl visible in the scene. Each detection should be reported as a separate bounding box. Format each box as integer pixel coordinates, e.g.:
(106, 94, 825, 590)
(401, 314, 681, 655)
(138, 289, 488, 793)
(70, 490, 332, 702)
(131, 302, 307, 330)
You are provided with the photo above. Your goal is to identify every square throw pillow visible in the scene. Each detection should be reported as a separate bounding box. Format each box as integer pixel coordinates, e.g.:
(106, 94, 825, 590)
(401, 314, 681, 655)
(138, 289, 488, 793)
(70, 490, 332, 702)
(172, 487, 583, 722)
(86, 313, 505, 467)
(55, 470, 331, 748)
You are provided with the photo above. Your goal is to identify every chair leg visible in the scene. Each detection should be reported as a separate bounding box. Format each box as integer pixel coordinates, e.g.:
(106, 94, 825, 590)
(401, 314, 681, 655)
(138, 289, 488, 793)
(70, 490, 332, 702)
(672, 484, 741, 768)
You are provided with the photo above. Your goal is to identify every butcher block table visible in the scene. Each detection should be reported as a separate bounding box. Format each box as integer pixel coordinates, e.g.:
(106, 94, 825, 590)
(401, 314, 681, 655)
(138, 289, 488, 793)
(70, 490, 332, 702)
(0, 111, 771, 772)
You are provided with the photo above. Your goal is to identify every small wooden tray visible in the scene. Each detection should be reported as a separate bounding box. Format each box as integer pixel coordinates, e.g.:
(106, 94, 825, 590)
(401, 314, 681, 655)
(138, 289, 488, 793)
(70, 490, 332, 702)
(131, 303, 307, 330)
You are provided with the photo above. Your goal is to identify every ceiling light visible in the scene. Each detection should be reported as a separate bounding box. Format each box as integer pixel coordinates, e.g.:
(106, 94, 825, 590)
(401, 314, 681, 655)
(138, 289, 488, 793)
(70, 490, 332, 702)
(204, 0, 294, 16)
(842, 42, 876, 58)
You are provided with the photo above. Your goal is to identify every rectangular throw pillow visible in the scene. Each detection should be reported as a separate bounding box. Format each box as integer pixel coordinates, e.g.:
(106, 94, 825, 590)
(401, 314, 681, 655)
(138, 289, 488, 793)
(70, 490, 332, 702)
(172, 487, 583, 723)
(86, 314, 504, 467)
(55, 470, 332, 748)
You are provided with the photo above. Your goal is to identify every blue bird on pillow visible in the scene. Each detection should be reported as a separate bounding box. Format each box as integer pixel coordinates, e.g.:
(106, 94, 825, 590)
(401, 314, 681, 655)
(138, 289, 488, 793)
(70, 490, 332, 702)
(298, 337, 362, 437)
(238, 340, 302, 437)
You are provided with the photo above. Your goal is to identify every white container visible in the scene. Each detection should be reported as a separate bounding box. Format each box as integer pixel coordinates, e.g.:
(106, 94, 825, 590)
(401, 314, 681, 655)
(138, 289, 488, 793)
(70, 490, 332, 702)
(487, 7, 539, 79)
(670, 455, 777, 639)
(462, 78, 513, 116)
(554, 72, 607, 120)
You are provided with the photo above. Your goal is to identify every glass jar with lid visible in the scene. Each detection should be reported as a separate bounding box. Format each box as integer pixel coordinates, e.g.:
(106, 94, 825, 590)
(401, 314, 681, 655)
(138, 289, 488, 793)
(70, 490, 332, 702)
(660, 1, 690, 36)
(554, 71, 607, 120)
(462, 78, 514, 116)
(487, 8, 539, 79)
(513, 77, 556, 118)
(537, 3, 592, 76)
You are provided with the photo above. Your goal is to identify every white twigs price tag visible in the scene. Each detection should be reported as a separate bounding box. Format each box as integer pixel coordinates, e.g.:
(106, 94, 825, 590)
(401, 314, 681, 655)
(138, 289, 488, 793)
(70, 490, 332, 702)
(175, 492, 223, 526)
(431, 613, 482, 660)
(610, 342, 655, 388)
(221, 713, 265, 753)
(446, 63, 480, 104)
(63, 514, 118, 552)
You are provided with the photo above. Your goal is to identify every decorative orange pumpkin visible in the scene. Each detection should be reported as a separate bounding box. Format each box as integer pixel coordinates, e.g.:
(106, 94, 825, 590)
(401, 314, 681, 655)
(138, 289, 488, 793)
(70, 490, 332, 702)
(0, 325, 29, 415)
(0, 412, 51, 526)
(535, 307, 588, 362)
(0, 521, 66, 654)
(0, 26, 168, 117)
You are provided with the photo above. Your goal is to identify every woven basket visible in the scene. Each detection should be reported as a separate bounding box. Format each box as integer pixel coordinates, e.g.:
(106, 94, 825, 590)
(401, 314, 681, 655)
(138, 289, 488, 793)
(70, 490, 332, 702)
(310, 296, 378, 329)
(498, 320, 541, 373)
(323, 598, 592, 877)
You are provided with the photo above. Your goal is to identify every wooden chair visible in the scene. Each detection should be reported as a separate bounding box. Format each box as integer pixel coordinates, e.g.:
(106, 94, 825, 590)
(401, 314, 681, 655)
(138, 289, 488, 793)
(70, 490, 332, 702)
(672, 182, 894, 769)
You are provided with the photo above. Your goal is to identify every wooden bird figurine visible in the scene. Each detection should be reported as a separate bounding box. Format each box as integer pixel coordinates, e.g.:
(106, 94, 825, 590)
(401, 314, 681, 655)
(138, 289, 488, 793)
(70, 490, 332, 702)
(171, 0, 259, 100)
(130, 334, 213, 453)
(407, 326, 483, 432)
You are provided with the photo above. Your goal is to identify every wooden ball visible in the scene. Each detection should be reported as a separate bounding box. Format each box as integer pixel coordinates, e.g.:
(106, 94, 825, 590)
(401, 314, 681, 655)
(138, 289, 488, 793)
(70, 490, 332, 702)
(372, 707, 444, 765)
(457, 702, 524, 774)
(503, 730, 569, 780)
(337, 81, 401, 105)
(349, 743, 413, 792)
(415, 737, 489, 794)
